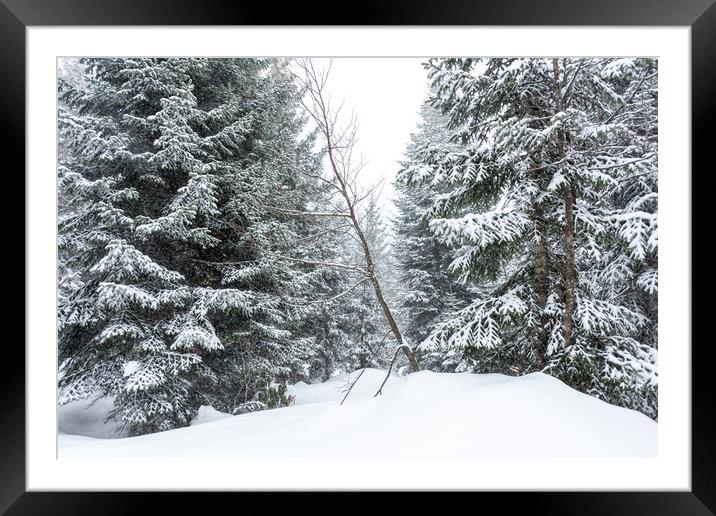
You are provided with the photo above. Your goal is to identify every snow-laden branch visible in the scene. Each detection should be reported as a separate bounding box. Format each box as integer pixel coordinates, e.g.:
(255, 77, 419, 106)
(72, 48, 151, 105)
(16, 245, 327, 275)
(604, 71, 657, 124)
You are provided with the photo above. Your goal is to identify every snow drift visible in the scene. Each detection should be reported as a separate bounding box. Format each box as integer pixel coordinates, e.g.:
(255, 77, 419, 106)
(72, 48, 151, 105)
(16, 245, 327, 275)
(58, 369, 656, 457)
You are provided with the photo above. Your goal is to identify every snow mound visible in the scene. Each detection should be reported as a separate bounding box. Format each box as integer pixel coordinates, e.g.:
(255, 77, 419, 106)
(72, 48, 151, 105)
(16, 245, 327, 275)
(59, 370, 656, 457)
(190, 405, 231, 426)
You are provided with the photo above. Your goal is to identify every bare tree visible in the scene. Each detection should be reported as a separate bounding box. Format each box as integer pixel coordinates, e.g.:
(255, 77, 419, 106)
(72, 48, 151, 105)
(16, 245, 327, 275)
(281, 59, 420, 376)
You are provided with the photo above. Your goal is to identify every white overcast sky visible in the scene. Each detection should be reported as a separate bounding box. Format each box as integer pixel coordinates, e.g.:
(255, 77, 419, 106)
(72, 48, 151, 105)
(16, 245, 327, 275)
(310, 58, 431, 214)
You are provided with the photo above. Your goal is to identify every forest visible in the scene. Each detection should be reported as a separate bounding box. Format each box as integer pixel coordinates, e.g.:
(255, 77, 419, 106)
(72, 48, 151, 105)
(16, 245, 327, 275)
(57, 57, 658, 438)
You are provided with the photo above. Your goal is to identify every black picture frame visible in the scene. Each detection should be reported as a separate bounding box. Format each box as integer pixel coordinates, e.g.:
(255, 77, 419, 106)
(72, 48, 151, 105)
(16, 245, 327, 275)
(3, 0, 712, 512)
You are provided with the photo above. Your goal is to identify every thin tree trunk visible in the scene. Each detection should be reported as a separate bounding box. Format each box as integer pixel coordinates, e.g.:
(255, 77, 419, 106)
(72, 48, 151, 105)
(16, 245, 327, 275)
(562, 184, 577, 346)
(552, 58, 577, 347)
(532, 202, 550, 365)
(369, 273, 420, 372)
(295, 60, 420, 373)
(322, 106, 419, 373)
(344, 178, 419, 372)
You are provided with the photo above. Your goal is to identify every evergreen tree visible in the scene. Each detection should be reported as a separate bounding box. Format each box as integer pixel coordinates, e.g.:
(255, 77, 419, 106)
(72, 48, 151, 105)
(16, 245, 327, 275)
(398, 58, 658, 417)
(569, 59, 659, 417)
(58, 58, 323, 434)
(393, 103, 475, 370)
(292, 205, 358, 382)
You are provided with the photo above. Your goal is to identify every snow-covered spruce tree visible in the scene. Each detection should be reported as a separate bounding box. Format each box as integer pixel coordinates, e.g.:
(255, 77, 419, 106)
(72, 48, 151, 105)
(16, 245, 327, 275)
(57, 60, 88, 317)
(393, 102, 475, 370)
(398, 58, 658, 417)
(302, 266, 356, 381)
(574, 59, 659, 417)
(287, 192, 359, 382)
(58, 58, 324, 434)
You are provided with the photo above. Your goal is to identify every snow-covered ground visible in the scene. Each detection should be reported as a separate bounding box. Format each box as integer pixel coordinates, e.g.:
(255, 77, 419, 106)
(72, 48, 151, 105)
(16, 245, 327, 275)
(58, 369, 656, 457)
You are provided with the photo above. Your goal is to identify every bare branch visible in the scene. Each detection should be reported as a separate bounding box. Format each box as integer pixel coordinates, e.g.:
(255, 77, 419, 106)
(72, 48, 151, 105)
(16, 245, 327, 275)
(374, 345, 417, 397)
(275, 255, 369, 275)
(292, 223, 353, 243)
(589, 154, 656, 171)
(270, 207, 352, 219)
(340, 329, 393, 406)
(292, 58, 420, 373)
(604, 71, 657, 124)
(285, 278, 371, 307)
(353, 179, 385, 207)
(190, 257, 257, 266)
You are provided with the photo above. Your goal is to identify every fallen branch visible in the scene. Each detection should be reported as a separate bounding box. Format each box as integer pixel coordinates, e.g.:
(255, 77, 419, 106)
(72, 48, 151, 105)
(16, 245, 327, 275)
(340, 330, 393, 406)
(374, 344, 419, 397)
(339, 368, 369, 406)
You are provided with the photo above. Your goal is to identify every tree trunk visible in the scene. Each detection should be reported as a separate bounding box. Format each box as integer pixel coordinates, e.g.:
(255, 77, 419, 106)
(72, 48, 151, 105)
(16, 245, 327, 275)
(552, 58, 577, 347)
(369, 274, 420, 372)
(346, 190, 418, 372)
(532, 202, 550, 365)
(562, 184, 577, 346)
(323, 118, 420, 373)
(295, 60, 420, 374)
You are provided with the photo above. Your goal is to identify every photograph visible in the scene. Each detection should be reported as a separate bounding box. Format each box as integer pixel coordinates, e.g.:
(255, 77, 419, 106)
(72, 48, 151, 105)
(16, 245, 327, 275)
(6, 4, 708, 508)
(56, 56, 660, 459)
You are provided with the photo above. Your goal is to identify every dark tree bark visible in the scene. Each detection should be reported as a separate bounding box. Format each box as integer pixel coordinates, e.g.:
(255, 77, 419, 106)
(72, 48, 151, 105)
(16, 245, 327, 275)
(532, 201, 551, 365)
(562, 183, 577, 346)
(552, 58, 577, 347)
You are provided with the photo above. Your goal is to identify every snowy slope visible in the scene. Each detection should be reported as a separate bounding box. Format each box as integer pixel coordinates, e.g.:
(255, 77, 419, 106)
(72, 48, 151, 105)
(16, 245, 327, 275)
(58, 369, 656, 457)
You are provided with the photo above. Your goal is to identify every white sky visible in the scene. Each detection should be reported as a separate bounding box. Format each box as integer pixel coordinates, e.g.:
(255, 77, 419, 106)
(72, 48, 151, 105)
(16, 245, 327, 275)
(312, 58, 431, 215)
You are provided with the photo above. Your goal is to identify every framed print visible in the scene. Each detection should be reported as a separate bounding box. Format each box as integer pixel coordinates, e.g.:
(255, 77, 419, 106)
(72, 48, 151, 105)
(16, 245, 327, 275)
(3, 0, 713, 512)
